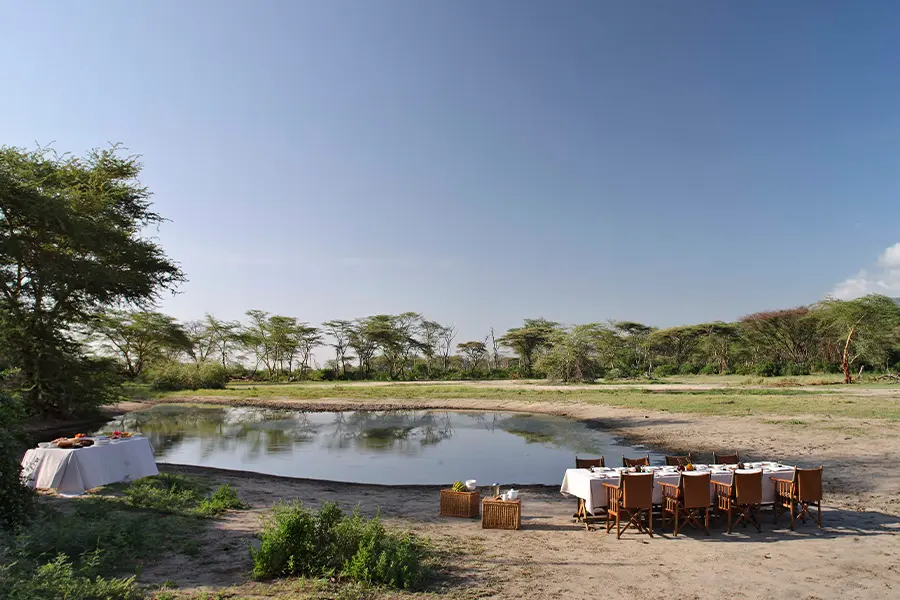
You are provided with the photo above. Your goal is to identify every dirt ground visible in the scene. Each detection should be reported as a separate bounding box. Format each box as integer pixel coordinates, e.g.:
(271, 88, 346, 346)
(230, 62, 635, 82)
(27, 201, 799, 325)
(126, 396, 900, 599)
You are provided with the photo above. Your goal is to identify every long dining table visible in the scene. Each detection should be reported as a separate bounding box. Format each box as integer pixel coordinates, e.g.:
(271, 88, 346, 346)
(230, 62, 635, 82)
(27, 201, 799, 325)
(559, 462, 795, 515)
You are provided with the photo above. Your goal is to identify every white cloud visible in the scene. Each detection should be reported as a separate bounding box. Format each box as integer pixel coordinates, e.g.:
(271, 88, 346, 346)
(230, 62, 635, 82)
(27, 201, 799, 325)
(831, 243, 900, 300)
(877, 242, 900, 268)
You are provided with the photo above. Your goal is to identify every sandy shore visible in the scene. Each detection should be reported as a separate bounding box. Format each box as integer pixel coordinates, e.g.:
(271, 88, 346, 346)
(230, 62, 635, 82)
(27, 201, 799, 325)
(121, 396, 900, 599)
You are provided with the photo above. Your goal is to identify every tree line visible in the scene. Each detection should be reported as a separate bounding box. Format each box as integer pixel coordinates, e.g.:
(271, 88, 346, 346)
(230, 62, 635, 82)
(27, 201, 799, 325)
(88, 295, 900, 387)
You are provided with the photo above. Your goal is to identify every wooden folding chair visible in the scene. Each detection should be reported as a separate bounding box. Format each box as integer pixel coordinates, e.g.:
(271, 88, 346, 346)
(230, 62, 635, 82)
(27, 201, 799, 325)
(573, 456, 605, 522)
(661, 472, 711, 536)
(713, 451, 740, 465)
(622, 454, 650, 468)
(773, 466, 823, 530)
(603, 473, 654, 539)
(664, 454, 692, 467)
(713, 470, 762, 534)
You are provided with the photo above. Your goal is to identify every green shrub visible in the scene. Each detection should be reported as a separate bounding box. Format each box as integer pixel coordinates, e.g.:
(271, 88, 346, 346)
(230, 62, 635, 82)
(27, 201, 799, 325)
(699, 364, 719, 375)
(196, 484, 249, 517)
(782, 363, 811, 376)
(0, 553, 143, 600)
(124, 475, 201, 514)
(677, 363, 700, 375)
(0, 393, 34, 531)
(124, 474, 247, 518)
(250, 501, 426, 590)
(755, 361, 781, 377)
(148, 361, 228, 391)
(652, 364, 678, 378)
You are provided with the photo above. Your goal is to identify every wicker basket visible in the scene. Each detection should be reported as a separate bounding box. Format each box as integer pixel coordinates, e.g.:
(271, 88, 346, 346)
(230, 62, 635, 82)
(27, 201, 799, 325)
(482, 498, 521, 530)
(439, 489, 480, 518)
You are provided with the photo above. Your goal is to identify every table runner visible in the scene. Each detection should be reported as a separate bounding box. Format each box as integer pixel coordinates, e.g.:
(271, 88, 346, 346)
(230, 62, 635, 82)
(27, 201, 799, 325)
(560, 463, 795, 515)
(21, 437, 159, 495)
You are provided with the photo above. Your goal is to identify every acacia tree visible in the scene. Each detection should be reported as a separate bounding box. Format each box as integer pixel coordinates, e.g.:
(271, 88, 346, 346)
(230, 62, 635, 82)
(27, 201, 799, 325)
(457, 340, 487, 374)
(323, 319, 353, 376)
(0, 145, 184, 416)
(537, 323, 615, 382)
(349, 317, 378, 378)
(739, 307, 818, 369)
(437, 324, 457, 374)
(185, 319, 215, 365)
(204, 314, 241, 369)
(649, 325, 703, 369)
(418, 319, 444, 377)
(498, 318, 559, 376)
(817, 295, 900, 383)
(613, 321, 656, 377)
(296, 324, 323, 377)
(91, 310, 192, 377)
(700, 322, 742, 374)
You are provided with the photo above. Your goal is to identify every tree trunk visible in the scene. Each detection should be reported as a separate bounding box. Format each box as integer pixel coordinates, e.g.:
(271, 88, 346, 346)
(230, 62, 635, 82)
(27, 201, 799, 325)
(841, 327, 855, 384)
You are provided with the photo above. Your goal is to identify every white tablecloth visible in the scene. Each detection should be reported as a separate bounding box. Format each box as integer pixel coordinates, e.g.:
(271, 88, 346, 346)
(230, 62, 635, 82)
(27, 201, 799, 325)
(560, 463, 795, 515)
(20, 438, 159, 495)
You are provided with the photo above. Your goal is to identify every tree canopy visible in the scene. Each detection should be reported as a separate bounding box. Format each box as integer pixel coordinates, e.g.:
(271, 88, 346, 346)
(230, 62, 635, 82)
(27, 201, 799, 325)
(0, 145, 184, 416)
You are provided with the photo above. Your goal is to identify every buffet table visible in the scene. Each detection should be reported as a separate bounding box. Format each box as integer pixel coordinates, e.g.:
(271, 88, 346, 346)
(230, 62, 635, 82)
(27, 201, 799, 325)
(20, 437, 158, 495)
(560, 462, 795, 515)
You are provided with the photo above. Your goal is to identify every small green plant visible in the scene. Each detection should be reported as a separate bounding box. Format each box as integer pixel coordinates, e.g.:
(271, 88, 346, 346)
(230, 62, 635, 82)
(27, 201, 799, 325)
(123, 474, 247, 518)
(450, 481, 466, 492)
(196, 484, 249, 517)
(250, 501, 427, 590)
(0, 553, 143, 600)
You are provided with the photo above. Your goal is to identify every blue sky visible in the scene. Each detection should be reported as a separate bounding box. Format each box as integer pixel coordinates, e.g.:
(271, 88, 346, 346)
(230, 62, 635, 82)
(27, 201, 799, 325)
(2, 1, 899, 346)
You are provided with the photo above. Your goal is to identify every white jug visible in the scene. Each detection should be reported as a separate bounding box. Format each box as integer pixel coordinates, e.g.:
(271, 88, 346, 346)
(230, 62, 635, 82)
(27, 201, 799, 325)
(507, 489, 518, 500)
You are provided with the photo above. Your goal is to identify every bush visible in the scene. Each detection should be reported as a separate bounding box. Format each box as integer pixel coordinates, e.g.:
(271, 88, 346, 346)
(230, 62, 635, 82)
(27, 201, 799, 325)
(124, 474, 247, 518)
(196, 484, 249, 517)
(782, 363, 811, 376)
(148, 362, 228, 391)
(652, 364, 678, 378)
(0, 392, 34, 531)
(250, 501, 427, 590)
(0, 553, 143, 600)
(699, 364, 719, 375)
(755, 361, 781, 377)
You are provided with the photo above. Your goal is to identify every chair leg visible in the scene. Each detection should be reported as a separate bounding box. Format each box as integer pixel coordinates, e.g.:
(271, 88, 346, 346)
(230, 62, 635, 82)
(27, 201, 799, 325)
(817, 502, 822, 528)
(673, 509, 679, 536)
(789, 501, 796, 531)
(755, 505, 762, 533)
(727, 508, 732, 534)
(704, 507, 710, 535)
(616, 511, 622, 539)
(648, 508, 653, 538)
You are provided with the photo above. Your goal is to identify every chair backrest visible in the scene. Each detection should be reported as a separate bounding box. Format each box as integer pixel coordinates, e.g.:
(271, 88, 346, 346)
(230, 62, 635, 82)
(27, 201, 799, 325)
(665, 454, 692, 467)
(621, 473, 654, 508)
(713, 451, 740, 465)
(623, 455, 650, 467)
(680, 473, 711, 508)
(796, 467, 823, 502)
(575, 456, 605, 469)
(733, 470, 763, 504)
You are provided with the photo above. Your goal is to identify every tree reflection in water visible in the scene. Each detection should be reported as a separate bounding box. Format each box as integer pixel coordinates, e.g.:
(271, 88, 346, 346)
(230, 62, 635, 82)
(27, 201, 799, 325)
(103, 405, 322, 460)
(326, 411, 454, 452)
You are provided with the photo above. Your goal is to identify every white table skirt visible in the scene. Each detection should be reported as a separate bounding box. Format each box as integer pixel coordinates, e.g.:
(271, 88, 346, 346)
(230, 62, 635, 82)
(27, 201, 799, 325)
(560, 464, 796, 515)
(21, 437, 159, 495)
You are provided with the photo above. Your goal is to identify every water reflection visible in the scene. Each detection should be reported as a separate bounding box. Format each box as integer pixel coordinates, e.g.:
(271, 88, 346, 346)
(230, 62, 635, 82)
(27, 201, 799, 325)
(99, 406, 660, 485)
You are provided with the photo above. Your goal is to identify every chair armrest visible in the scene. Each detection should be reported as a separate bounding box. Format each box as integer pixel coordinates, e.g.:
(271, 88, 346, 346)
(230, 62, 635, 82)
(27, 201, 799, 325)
(601, 482, 620, 490)
(658, 482, 679, 498)
(771, 478, 795, 497)
(711, 481, 732, 496)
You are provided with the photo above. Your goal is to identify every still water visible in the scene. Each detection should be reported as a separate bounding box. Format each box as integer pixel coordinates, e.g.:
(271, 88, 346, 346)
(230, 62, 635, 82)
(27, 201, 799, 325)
(98, 405, 660, 485)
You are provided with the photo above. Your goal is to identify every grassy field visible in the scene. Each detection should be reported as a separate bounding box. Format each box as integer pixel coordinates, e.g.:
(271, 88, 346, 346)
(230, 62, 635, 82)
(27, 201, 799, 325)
(137, 380, 900, 420)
